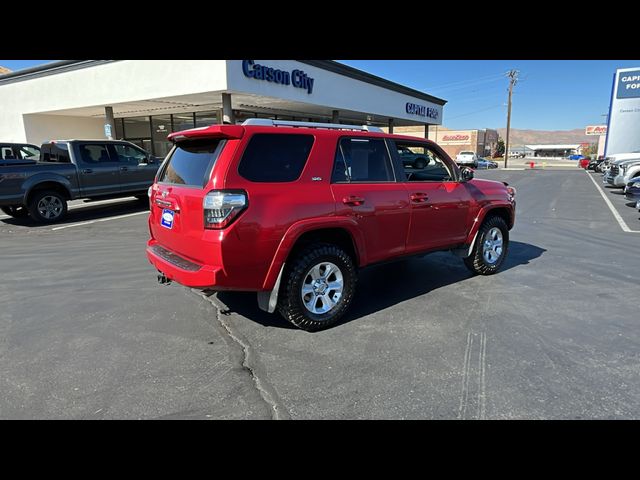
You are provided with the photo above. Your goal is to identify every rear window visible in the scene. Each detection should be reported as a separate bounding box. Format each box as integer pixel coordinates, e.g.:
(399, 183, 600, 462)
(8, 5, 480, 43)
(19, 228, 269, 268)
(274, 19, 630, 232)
(159, 139, 223, 187)
(41, 144, 71, 163)
(459, 151, 474, 155)
(238, 134, 314, 183)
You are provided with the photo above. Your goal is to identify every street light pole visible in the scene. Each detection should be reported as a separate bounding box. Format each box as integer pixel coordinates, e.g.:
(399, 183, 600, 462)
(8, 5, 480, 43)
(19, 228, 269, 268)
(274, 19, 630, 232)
(504, 70, 519, 169)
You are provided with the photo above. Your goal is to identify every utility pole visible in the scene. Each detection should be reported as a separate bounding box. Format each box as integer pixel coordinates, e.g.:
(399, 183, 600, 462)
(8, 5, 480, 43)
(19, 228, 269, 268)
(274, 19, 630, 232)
(504, 70, 519, 169)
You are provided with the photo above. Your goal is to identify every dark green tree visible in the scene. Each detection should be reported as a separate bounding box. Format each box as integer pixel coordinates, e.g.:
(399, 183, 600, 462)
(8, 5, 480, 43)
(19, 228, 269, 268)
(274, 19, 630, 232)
(495, 138, 505, 156)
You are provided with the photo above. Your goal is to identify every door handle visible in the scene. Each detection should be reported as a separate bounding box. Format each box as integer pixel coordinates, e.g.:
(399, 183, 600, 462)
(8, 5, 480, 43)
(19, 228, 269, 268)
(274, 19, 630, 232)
(343, 195, 365, 206)
(82, 168, 93, 174)
(410, 193, 429, 203)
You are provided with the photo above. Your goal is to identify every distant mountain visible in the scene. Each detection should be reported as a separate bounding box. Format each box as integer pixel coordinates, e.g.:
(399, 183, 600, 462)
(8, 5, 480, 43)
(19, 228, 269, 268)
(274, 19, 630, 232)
(496, 128, 595, 146)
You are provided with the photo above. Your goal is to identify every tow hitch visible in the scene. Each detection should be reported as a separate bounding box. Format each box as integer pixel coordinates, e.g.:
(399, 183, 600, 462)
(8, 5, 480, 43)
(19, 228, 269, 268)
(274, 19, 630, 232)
(157, 273, 172, 286)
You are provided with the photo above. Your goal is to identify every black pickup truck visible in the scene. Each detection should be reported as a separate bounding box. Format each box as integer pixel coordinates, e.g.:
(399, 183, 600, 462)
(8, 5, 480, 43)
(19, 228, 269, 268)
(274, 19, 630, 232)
(0, 140, 161, 223)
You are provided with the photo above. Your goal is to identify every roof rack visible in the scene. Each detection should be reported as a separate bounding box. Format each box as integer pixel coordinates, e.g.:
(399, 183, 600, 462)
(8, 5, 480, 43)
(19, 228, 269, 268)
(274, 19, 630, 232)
(241, 118, 384, 133)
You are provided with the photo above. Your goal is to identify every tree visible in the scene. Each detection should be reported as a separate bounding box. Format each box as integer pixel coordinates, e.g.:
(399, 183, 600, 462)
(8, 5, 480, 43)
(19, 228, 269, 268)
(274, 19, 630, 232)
(495, 138, 505, 156)
(581, 143, 598, 156)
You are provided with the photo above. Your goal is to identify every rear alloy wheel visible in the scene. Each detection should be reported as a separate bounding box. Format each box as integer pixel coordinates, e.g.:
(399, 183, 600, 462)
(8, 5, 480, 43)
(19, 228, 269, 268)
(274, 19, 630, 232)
(463, 215, 509, 275)
(1, 206, 29, 218)
(278, 243, 357, 331)
(28, 190, 68, 224)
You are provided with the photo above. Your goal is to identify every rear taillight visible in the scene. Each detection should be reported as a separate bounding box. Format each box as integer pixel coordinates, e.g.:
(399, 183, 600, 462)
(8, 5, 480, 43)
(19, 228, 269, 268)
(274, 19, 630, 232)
(203, 190, 247, 229)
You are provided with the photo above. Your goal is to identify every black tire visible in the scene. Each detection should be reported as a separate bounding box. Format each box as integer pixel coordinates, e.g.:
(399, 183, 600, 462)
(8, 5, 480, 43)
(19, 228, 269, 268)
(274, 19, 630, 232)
(1, 206, 29, 218)
(463, 215, 509, 275)
(414, 157, 427, 169)
(27, 190, 68, 224)
(277, 243, 357, 332)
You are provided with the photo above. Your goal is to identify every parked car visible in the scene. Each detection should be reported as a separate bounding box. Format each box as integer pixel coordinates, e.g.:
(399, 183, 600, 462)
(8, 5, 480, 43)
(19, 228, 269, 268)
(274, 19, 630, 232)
(397, 145, 429, 169)
(624, 177, 640, 204)
(456, 151, 479, 167)
(588, 156, 605, 172)
(146, 119, 516, 331)
(568, 154, 587, 161)
(604, 157, 640, 187)
(600, 152, 640, 176)
(578, 158, 590, 169)
(0, 140, 161, 222)
(477, 157, 498, 169)
(1, 142, 41, 162)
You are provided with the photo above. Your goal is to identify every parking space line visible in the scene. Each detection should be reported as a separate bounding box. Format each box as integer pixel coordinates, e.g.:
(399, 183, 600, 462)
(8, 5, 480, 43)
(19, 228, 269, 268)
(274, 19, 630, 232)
(52, 211, 148, 231)
(584, 170, 640, 233)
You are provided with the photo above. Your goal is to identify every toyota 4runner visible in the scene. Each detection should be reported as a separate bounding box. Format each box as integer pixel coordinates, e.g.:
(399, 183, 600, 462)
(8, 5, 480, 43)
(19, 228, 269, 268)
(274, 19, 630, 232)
(147, 119, 516, 331)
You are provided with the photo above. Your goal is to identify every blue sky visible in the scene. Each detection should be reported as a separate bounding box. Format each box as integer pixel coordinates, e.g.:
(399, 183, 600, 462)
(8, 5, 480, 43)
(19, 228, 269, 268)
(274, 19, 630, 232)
(3, 59, 640, 131)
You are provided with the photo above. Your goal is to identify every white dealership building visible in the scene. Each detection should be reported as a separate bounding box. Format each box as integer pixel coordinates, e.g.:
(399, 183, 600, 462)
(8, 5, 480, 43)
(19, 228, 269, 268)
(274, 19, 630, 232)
(0, 60, 446, 157)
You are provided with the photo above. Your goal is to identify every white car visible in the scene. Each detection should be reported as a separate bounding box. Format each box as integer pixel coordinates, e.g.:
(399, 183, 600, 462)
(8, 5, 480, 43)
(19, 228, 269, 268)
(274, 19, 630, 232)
(456, 151, 478, 167)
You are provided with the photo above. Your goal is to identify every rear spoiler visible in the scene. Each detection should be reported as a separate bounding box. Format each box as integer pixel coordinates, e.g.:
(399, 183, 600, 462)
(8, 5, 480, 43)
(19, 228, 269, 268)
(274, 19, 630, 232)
(168, 125, 245, 142)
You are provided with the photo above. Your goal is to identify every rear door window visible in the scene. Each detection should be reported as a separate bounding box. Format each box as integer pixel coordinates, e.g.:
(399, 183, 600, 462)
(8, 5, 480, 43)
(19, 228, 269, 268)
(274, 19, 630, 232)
(158, 139, 223, 187)
(78, 144, 114, 164)
(238, 134, 314, 182)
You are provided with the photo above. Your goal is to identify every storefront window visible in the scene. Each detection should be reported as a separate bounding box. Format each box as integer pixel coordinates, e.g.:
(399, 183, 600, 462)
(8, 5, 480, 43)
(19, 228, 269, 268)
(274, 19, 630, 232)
(152, 115, 172, 158)
(195, 111, 218, 128)
(172, 113, 195, 132)
(123, 116, 151, 139)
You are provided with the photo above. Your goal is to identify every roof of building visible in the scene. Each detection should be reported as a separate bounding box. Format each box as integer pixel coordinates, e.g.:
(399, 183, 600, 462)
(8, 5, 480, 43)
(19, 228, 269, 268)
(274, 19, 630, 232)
(525, 144, 580, 150)
(0, 60, 446, 106)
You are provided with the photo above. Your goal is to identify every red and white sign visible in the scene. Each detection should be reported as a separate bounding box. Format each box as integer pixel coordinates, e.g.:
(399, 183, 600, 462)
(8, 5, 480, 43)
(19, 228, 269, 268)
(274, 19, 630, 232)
(440, 133, 471, 144)
(585, 125, 607, 136)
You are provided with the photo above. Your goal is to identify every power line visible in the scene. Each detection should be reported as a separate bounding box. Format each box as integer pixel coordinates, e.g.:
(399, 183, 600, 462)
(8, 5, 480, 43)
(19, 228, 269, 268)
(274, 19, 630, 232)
(422, 72, 509, 92)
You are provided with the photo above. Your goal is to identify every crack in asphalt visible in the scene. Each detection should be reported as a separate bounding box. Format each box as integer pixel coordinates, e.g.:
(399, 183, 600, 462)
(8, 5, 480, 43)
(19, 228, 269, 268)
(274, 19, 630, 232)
(193, 289, 290, 420)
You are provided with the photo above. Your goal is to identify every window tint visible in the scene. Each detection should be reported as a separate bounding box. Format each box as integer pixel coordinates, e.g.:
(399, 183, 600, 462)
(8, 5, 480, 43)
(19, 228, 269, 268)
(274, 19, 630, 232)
(113, 144, 147, 164)
(332, 137, 394, 183)
(159, 139, 222, 187)
(395, 141, 453, 182)
(78, 144, 112, 164)
(238, 134, 313, 183)
(41, 144, 70, 163)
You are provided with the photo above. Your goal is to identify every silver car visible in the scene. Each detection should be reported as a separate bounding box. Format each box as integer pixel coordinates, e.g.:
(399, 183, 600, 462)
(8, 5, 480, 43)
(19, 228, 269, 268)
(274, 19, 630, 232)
(605, 158, 640, 187)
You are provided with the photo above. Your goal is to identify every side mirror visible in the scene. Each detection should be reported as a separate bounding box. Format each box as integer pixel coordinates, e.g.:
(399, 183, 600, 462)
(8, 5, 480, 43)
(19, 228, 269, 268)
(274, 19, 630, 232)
(460, 167, 474, 182)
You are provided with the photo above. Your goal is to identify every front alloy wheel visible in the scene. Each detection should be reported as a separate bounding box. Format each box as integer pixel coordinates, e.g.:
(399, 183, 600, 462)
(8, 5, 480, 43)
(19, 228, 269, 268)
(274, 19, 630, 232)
(463, 215, 509, 275)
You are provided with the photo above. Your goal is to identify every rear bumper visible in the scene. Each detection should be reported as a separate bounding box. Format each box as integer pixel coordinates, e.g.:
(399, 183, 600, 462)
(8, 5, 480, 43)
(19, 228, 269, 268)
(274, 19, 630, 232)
(146, 239, 223, 288)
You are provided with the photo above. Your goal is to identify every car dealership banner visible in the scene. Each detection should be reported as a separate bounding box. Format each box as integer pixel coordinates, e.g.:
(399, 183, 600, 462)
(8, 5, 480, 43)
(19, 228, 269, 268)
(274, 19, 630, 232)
(605, 67, 640, 155)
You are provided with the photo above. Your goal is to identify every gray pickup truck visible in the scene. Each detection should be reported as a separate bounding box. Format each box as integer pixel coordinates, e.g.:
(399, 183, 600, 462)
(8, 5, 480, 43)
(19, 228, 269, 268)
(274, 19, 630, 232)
(0, 140, 161, 223)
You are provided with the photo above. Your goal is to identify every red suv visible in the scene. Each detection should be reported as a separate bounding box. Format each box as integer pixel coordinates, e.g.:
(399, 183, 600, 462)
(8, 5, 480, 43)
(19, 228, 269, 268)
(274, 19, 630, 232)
(146, 119, 516, 331)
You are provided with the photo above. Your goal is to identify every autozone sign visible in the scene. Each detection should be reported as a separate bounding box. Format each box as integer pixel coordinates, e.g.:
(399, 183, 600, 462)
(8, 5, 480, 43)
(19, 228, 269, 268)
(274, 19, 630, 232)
(585, 125, 607, 136)
(440, 134, 471, 144)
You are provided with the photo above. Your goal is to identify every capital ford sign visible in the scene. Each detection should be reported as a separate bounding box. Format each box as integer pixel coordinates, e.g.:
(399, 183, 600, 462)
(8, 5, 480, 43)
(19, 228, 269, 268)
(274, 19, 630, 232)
(242, 60, 314, 94)
(617, 70, 640, 99)
(406, 102, 439, 120)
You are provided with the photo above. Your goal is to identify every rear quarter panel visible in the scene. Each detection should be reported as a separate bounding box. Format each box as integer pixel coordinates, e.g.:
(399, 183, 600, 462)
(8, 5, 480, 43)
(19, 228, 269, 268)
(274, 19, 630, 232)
(218, 129, 339, 290)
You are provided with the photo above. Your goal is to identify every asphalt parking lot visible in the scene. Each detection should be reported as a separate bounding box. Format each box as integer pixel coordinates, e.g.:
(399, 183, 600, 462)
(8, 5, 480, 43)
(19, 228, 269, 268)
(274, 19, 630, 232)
(1, 169, 639, 419)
